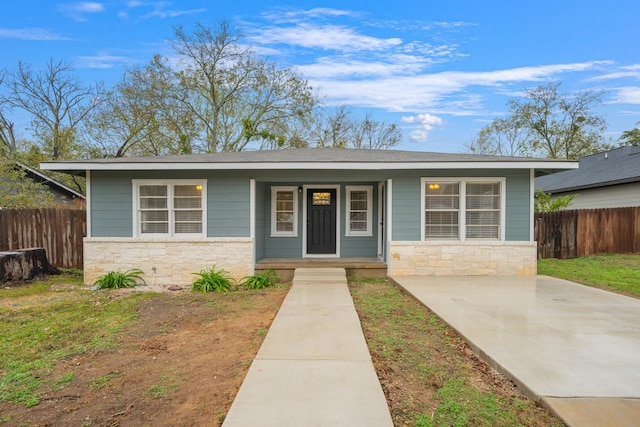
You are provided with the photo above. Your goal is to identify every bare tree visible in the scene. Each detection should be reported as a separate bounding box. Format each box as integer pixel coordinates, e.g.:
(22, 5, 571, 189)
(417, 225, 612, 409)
(6, 59, 102, 160)
(0, 70, 18, 154)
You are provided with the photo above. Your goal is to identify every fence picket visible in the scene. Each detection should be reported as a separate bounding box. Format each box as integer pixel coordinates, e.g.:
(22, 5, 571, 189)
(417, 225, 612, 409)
(535, 207, 640, 259)
(0, 208, 86, 269)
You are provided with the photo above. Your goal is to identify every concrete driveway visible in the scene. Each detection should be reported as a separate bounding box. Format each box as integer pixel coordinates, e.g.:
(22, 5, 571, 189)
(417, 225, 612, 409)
(392, 275, 640, 427)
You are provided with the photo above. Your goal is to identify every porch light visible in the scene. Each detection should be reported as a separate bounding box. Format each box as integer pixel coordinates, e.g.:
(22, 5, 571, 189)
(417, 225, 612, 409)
(195, 185, 203, 191)
(428, 184, 440, 190)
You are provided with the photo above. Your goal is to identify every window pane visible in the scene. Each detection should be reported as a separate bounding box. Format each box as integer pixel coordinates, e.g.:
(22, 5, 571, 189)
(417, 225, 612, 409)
(175, 185, 202, 197)
(141, 210, 168, 222)
(467, 211, 500, 225)
(276, 222, 293, 232)
(467, 183, 499, 196)
(276, 201, 294, 211)
(313, 192, 331, 205)
(174, 197, 202, 209)
(140, 197, 167, 209)
(425, 182, 460, 240)
(466, 182, 500, 239)
(277, 191, 293, 201)
(274, 189, 295, 234)
(175, 223, 202, 234)
(467, 226, 499, 239)
(140, 185, 167, 197)
(141, 222, 168, 234)
(175, 211, 201, 222)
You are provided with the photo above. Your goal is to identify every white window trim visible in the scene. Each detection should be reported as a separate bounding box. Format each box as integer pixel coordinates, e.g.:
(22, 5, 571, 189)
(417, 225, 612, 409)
(421, 177, 506, 242)
(346, 185, 373, 237)
(271, 186, 298, 237)
(132, 179, 207, 238)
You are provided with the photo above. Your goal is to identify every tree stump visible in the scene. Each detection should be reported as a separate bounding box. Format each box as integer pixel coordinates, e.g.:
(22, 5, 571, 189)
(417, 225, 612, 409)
(0, 247, 61, 283)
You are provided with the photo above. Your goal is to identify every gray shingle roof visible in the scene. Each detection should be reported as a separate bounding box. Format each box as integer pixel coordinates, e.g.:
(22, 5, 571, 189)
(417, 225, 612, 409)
(535, 146, 640, 193)
(46, 147, 559, 164)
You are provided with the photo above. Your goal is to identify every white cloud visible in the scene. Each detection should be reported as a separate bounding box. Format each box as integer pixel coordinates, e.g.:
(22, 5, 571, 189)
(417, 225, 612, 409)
(261, 7, 359, 24)
(401, 113, 444, 142)
(610, 86, 640, 104)
(57, 2, 105, 22)
(76, 53, 132, 69)
(588, 64, 640, 81)
(118, 1, 205, 20)
(0, 28, 68, 40)
(254, 23, 401, 52)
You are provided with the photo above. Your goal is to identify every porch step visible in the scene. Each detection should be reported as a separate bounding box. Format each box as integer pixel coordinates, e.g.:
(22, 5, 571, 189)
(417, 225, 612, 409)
(256, 258, 387, 282)
(293, 268, 347, 285)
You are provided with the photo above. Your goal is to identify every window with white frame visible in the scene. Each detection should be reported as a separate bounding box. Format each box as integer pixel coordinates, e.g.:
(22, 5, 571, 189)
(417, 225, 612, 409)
(422, 178, 503, 241)
(134, 180, 205, 236)
(346, 186, 372, 236)
(271, 186, 298, 236)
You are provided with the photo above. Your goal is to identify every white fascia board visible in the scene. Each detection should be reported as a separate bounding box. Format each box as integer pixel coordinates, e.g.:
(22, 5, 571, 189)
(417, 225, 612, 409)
(41, 160, 579, 171)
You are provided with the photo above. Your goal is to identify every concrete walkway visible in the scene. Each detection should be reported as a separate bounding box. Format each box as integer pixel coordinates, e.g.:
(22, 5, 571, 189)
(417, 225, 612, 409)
(392, 275, 640, 427)
(222, 268, 393, 427)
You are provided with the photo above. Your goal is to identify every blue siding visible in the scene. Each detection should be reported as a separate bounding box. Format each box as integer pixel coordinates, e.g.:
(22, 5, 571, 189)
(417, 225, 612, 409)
(505, 170, 531, 241)
(91, 172, 132, 237)
(255, 182, 266, 261)
(208, 177, 250, 237)
(90, 170, 250, 238)
(89, 167, 532, 253)
(390, 170, 532, 241)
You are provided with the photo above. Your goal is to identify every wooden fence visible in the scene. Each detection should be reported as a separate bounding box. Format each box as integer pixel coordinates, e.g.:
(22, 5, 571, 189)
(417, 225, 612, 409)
(0, 208, 86, 269)
(535, 207, 640, 259)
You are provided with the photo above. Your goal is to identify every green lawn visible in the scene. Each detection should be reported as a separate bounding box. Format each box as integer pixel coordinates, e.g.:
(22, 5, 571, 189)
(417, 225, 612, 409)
(538, 253, 640, 298)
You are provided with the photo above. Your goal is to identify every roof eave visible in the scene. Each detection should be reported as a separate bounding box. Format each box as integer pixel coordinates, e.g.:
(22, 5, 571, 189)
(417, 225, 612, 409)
(41, 160, 579, 172)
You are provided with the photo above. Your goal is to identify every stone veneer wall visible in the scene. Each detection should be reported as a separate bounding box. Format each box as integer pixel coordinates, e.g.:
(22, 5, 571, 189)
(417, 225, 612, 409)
(389, 241, 537, 276)
(84, 237, 254, 288)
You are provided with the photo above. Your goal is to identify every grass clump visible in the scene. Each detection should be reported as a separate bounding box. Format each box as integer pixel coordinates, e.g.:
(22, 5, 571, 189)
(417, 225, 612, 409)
(538, 253, 640, 297)
(93, 269, 145, 289)
(192, 266, 234, 293)
(239, 269, 278, 290)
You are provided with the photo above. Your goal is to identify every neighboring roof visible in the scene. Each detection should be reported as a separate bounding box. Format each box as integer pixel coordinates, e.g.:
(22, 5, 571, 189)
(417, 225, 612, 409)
(536, 146, 640, 193)
(41, 148, 577, 176)
(17, 163, 85, 200)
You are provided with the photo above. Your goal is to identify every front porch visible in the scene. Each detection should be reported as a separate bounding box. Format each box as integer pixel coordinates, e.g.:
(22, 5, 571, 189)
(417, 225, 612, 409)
(255, 257, 387, 282)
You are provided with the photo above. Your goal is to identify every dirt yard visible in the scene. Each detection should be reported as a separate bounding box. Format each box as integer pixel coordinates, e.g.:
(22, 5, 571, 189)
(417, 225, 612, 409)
(2, 287, 289, 427)
(2, 279, 560, 426)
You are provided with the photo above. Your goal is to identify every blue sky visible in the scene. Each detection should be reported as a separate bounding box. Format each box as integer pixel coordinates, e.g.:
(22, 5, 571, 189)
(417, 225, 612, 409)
(1, 0, 639, 153)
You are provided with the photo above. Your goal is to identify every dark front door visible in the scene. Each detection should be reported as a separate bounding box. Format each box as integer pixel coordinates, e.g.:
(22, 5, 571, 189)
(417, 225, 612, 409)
(307, 189, 337, 255)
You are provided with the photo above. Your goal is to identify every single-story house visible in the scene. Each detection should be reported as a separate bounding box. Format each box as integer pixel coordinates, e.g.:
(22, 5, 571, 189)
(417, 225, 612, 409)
(536, 145, 640, 209)
(42, 148, 575, 287)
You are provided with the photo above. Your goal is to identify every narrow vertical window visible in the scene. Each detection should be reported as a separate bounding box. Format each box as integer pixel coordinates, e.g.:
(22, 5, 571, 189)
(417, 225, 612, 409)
(174, 184, 203, 234)
(139, 185, 169, 234)
(271, 187, 298, 236)
(424, 182, 460, 239)
(466, 182, 501, 239)
(346, 186, 372, 236)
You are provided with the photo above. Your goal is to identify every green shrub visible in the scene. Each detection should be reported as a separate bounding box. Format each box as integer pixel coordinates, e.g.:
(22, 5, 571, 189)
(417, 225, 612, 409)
(192, 267, 235, 293)
(239, 269, 278, 290)
(93, 269, 145, 289)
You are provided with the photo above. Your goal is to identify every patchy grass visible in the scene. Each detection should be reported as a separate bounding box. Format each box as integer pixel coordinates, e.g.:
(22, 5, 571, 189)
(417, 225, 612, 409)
(538, 253, 640, 298)
(0, 273, 155, 407)
(350, 279, 562, 427)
